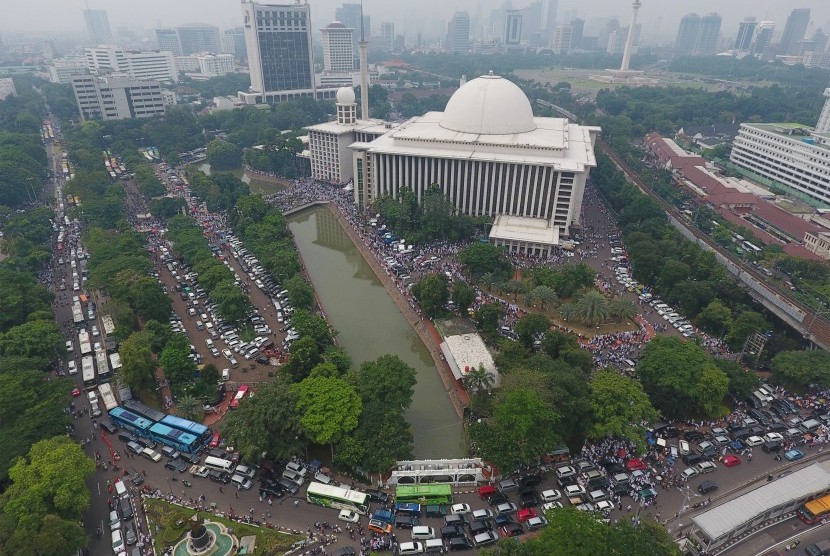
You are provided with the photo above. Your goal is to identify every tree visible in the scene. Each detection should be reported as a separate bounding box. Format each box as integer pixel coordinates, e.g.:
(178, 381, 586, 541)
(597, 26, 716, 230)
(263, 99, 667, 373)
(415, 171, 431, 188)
(412, 273, 449, 318)
(0, 436, 95, 555)
(637, 336, 729, 419)
(558, 303, 577, 322)
(771, 350, 830, 388)
(608, 298, 637, 323)
(291, 309, 335, 350)
(715, 359, 760, 399)
(514, 313, 551, 349)
(176, 394, 202, 421)
(206, 138, 242, 170)
(211, 279, 251, 323)
(285, 274, 315, 309)
(451, 282, 475, 314)
(354, 354, 417, 411)
(462, 364, 497, 393)
(221, 377, 304, 463)
(574, 291, 610, 326)
(474, 302, 505, 334)
(458, 243, 513, 281)
(283, 336, 321, 381)
(589, 369, 660, 451)
(530, 285, 558, 310)
(118, 331, 157, 392)
(293, 376, 362, 458)
(726, 311, 770, 351)
(0, 319, 63, 369)
(696, 299, 733, 336)
(160, 334, 197, 394)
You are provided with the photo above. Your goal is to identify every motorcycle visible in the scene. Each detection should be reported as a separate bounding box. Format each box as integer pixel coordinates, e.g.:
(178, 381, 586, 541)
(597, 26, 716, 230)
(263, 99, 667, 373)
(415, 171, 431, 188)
(183, 480, 192, 487)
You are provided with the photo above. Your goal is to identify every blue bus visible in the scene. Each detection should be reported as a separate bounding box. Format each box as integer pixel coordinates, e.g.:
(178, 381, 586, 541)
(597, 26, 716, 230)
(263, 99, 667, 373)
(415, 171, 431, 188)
(122, 399, 166, 423)
(148, 422, 201, 454)
(109, 407, 153, 435)
(160, 414, 210, 443)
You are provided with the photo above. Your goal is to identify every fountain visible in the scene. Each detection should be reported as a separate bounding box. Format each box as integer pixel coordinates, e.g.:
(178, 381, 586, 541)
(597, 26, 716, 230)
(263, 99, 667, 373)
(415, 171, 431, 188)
(172, 514, 236, 556)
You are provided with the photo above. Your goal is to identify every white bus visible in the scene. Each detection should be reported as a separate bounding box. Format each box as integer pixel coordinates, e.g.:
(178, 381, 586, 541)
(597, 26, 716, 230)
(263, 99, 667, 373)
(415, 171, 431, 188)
(81, 355, 96, 388)
(306, 482, 370, 515)
(95, 350, 111, 382)
(109, 352, 122, 372)
(203, 456, 235, 474)
(98, 383, 118, 411)
(78, 329, 92, 355)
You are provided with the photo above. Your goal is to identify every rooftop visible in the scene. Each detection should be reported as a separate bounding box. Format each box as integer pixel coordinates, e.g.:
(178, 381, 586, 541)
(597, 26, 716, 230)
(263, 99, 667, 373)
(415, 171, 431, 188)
(440, 333, 499, 386)
(489, 215, 560, 246)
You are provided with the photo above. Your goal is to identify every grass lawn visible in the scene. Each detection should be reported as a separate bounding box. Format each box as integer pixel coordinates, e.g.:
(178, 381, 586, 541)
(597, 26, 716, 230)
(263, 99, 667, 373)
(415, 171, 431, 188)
(144, 497, 304, 555)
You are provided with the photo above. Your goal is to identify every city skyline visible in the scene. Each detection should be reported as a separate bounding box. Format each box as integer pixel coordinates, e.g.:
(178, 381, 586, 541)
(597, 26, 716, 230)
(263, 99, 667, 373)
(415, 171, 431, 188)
(3, 1, 830, 44)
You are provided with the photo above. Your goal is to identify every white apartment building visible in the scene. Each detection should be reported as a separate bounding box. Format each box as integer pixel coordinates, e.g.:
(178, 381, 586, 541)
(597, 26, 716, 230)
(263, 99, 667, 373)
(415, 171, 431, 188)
(730, 122, 830, 206)
(197, 53, 236, 76)
(49, 57, 90, 84)
(174, 56, 201, 73)
(71, 75, 166, 121)
(321, 21, 354, 73)
(85, 45, 178, 83)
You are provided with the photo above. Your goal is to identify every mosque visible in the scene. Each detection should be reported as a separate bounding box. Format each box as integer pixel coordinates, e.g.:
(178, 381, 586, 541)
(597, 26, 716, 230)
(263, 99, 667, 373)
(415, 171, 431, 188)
(305, 73, 600, 256)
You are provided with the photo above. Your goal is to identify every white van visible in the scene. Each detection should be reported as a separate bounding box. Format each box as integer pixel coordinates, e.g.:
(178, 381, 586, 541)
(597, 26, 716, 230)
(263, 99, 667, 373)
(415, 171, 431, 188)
(411, 526, 435, 540)
(114, 479, 128, 498)
(398, 542, 424, 555)
(221, 368, 230, 381)
(679, 440, 690, 455)
(424, 538, 445, 554)
(111, 530, 124, 553)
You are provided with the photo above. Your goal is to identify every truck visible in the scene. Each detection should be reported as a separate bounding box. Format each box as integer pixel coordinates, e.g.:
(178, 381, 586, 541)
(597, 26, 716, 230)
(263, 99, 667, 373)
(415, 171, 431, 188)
(78, 329, 92, 355)
(72, 302, 85, 326)
(81, 355, 95, 389)
(98, 382, 118, 411)
(95, 349, 111, 382)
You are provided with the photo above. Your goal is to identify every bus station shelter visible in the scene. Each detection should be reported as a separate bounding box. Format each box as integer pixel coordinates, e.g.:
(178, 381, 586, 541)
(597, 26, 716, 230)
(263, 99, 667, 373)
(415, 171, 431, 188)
(688, 460, 830, 552)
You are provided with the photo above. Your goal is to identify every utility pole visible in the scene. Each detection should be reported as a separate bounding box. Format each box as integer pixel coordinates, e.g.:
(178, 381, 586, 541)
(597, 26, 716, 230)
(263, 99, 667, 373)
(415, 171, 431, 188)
(671, 483, 694, 539)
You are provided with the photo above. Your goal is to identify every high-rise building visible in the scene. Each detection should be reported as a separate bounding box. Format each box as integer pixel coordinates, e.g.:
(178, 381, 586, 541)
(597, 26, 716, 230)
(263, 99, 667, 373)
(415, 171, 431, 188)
(71, 75, 166, 121)
(521, 2, 544, 45)
(674, 12, 721, 57)
(552, 25, 573, 55)
(83, 9, 112, 44)
(801, 28, 828, 55)
(751, 21, 775, 60)
(321, 22, 355, 73)
(380, 22, 395, 51)
(504, 11, 523, 46)
(544, 0, 558, 41)
(49, 57, 89, 84)
(177, 24, 221, 55)
(221, 27, 248, 62)
(446, 12, 471, 53)
(335, 3, 370, 58)
(85, 45, 177, 83)
(779, 8, 811, 56)
(735, 18, 757, 51)
(155, 29, 183, 56)
(240, 1, 319, 105)
(570, 18, 585, 51)
(196, 54, 236, 77)
(815, 88, 830, 134)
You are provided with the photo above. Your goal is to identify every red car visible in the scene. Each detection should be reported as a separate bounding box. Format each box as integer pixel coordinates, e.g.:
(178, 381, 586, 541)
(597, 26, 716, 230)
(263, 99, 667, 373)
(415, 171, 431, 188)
(517, 508, 538, 522)
(625, 458, 647, 471)
(209, 432, 221, 448)
(71, 387, 81, 397)
(722, 455, 742, 467)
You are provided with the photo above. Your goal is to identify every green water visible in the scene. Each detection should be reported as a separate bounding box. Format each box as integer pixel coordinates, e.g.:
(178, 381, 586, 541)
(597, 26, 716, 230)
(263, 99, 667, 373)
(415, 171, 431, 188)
(288, 207, 464, 458)
(196, 163, 285, 196)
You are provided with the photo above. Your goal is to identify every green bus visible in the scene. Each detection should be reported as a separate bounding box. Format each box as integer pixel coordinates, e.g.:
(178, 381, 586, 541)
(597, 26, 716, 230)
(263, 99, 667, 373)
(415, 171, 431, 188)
(395, 484, 453, 505)
(306, 482, 370, 515)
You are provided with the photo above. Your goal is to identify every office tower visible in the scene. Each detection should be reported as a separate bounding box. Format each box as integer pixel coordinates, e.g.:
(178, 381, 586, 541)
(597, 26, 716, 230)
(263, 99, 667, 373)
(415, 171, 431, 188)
(751, 21, 775, 60)
(520, 2, 544, 45)
(49, 57, 89, 83)
(570, 18, 585, 51)
(240, 1, 315, 104)
(735, 18, 757, 51)
(675, 13, 721, 57)
(83, 9, 112, 44)
(816, 88, 830, 134)
(544, 0, 558, 41)
(155, 30, 183, 56)
(446, 12, 471, 53)
(335, 3, 370, 58)
(321, 22, 354, 73)
(779, 9, 811, 56)
(380, 22, 395, 51)
(504, 11, 523, 46)
(597, 18, 620, 53)
(359, 7, 369, 120)
(71, 75, 165, 121)
(222, 27, 248, 61)
(552, 25, 572, 54)
(177, 24, 220, 55)
(85, 45, 177, 83)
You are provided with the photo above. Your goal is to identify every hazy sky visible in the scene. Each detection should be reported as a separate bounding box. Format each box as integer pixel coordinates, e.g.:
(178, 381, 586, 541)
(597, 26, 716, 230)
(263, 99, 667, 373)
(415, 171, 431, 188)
(3, 0, 830, 43)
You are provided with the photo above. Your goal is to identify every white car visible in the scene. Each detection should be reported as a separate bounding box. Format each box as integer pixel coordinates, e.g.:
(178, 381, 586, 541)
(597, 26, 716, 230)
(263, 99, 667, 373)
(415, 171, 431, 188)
(67, 360, 77, 375)
(595, 500, 614, 512)
(65, 340, 73, 352)
(542, 501, 563, 513)
(556, 465, 577, 479)
(450, 503, 471, 515)
(471, 509, 492, 521)
(745, 435, 764, 447)
(338, 509, 360, 523)
(564, 485, 586, 499)
(91, 325, 99, 337)
(764, 432, 784, 443)
(541, 489, 561, 502)
(681, 467, 698, 479)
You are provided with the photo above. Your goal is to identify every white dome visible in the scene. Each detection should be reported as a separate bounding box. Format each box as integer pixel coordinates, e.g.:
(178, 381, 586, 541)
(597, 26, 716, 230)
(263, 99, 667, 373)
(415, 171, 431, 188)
(440, 74, 536, 135)
(336, 86, 356, 105)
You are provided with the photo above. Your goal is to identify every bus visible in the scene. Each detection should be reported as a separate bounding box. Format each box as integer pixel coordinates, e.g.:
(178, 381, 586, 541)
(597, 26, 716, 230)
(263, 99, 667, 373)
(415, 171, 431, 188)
(98, 383, 118, 411)
(229, 385, 249, 409)
(743, 241, 762, 253)
(798, 493, 830, 525)
(148, 422, 202, 454)
(307, 482, 370, 515)
(122, 399, 166, 424)
(395, 484, 453, 505)
(204, 455, 235, 474)
(72, 303, 85, 326)
(109, 407, 153, 435)
(95, 350, 111, 382)
(160, 414, 210, 443)
(109, 352, 122, 372)
(78, 329, 92, 355)
(81, 355, 96, 388)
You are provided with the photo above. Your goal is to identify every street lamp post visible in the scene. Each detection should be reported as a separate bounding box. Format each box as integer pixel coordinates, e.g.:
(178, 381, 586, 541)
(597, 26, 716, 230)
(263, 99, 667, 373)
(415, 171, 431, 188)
(671, 483, 694, 539)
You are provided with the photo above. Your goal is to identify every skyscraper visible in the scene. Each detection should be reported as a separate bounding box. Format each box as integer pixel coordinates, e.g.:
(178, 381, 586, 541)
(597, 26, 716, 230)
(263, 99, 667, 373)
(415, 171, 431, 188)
(155, 29, 183, 56)
(446, 11, 471, 53)
(570, 19, 585, 51)
(778, 8, 811, 56)
(544, 0, 558, 42)
(734, 18, 757, 51)
(335, 3, 370, 59)
(552, 25, 572, 55)
(674, 12, 721, 57)
(83, 9, 112, 44)
(321, 22, 354, 73)
(240, 1, 315, 104)
(504, 11, 523, 46)
(222, 27, 248, 62)
(751, 21, 775, 60)
(380, 22, 395, 51)
(177, 24, 221, 55)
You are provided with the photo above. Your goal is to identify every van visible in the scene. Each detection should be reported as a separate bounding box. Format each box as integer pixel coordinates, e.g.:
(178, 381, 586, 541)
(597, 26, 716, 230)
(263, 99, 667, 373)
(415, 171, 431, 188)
(411, 526, 435, 540)
(448, 537, 472, 551)
(120, 496, 134, 520)
(111, 530, 125, 553)
(801, 419, 821, 434)
(282, 469, 305, 486)
(195, 320, 205, 331)
(398, 541, 424, 555)
(588, 489, 608, 503)
(221, 368, 230, 381)
(424, 538, 445, 553)
(679, 440, 690, 455)
(127, 441, 143, 455)
(114, 479, 128, 498)
(395, 515, 418, 529)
